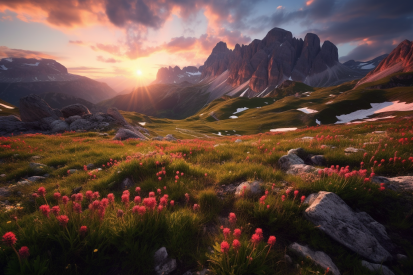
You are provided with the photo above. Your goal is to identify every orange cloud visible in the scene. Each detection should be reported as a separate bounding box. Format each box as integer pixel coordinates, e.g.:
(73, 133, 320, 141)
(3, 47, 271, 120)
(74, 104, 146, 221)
(306, 0, 315, 6)
(0, 46, 58, 59)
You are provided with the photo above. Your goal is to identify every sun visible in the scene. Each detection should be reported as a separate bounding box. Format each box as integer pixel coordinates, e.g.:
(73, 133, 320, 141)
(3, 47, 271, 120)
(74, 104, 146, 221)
(136, 70, 142, 76)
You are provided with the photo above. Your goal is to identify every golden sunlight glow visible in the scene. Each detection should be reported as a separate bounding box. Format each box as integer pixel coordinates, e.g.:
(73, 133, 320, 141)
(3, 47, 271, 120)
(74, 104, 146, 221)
(136, 70, 142, 76)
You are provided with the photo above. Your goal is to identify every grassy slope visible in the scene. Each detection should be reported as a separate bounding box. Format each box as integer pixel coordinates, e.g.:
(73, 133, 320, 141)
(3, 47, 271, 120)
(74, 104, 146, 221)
(0, 117, 413, 274)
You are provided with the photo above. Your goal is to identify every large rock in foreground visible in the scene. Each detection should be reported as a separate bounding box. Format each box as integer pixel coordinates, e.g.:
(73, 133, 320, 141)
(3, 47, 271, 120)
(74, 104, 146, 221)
(289, 243, 340, 275)
(61, 104, 91, 118)
(278, 153, 304, 171)
(304, 191, 392, 263)
(113, 128, 147, 141)
(107, 107, 128, 125)
(19, 94, 58, 122)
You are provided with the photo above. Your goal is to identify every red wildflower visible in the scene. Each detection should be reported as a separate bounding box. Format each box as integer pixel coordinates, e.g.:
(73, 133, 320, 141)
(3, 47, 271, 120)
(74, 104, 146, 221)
(2, 232, 17, 247)
(158, 205, 164, 212)
(39, 205, 50, 218)
(255, 228, 263, 239)
(75, 193, 83, 202)
(223, 228, 231, 239)
(53, 192, 61, 201)
(57, 215, 69, 227)
(121, 194, 130, 207)
(132, 205, 139, 215)
(117, 209, 124, 218)
(134, 196, 141, 204)
(233, 229, 241, 239)
(143, 197, 157, 210)
(62, 196, 69, 205)
(193, 204, 200, 211)
(138, 206, 146, 215)
(301, 196, 306, 204)
(149, 192, 155, 198)
(233, 239, 241, 252)
(229, 213, 237, 225)
(294, 190, 299, 198)
(185, 193, 189, 202)
(170, 200, 175, 207)
(107, 193, 115, 204)
(220, 241, 230, 254)
(268, 236, 276, 246)
(32, 193, 39, 199)
(282, 195, 286, 202)
(51, 206, 60, 216)
(93, 191, 100, 200)
(85, 191, 93, 201)
(286, 189, 291, 196)
(79, 226, 87, 236)
(379, 186, 385, 191)
(37, 187, 46, 197)
(251, 234, 261, 245)
(18, 246, 30, 259)
(73, 203, 82, 214)
(158, 177, 162, 181)
(135, 187, 141, 194)
(157, 189, 161, 194)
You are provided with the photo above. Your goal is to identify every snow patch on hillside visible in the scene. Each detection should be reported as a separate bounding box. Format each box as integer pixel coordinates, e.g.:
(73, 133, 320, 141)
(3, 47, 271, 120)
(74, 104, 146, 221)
(233, 107, 249, 114)
(229, 116, 238, 119)
(0, 103, 14, 109)
(297, 107, 318, 114)
(186, 71, 201, 76)
(0, 65, 7, 70)
(24, 62, 40, 66)
(270, 128, 297, 132)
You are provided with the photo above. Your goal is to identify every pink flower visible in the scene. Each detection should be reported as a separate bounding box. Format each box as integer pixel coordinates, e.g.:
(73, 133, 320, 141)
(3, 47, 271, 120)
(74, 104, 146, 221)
(223, 228, 231, 239)
(75, 193, 83, 202)
(107, 193, 115, 204)
(251, 234, 261, 245)
(268, 236, 276, 246)
(232, 239, 241, 252)
(193, 204, 200, 211)
(134, 196, 141, 204)
(2, 232, 17, 247)
(143, 197, 157, 210)
(79, 226, 87, 236)
(259, 196, 266, 205)
(267, 205, 270, 209)
(228, 213, 237, 225)
(181, 173, 184, 176)
(39, 205, 50, 218)
(121, 194, 129, 207)
(138, 206, 146, 215)
(281, 195, 285, 202)
(57, 215, 69, 227)
(92, 192, 100, 200)
(220, 241, 230, 254)
(32, 193, 39, 199)
(73, 203, 82, 214)
(132, 205, 139, 214)
(286, 189, 291, 196)
(233, 228, 241, 239)
(101, 198, 109, 208)
(294, 190, 299, 198)
(37, 187, 46, 197)
(255, 228, 263, 239)
(117, 209, 124, 218)
(175, 175, 179, 180)
(54, 192, 61, 201)
(135, 187, 141, 194)
(18, 246, 30, 259)
(158, 205, 164, 212)
(301, 196, 306, 204)
(158, 177, 162, 181)
(185, 193, 189, 202)
(157, 189, 161, 194)
(149, 192, 155, 198)
(170, 200, 175, 207)
(160, 197, 167, 206)
(51, 206, 60, 216)
(62, 196, 69, 205)
(205, 173, 207, 177)
(67, 170, 70, 174)
(85, 191, 93, 201)
(379, 186, 385, 191)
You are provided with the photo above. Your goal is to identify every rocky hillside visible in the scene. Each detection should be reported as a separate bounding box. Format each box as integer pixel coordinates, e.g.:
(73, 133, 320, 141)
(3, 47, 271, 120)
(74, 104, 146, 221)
(152, 66, 204, 84)
(200, 28, 367, 95)
(355, 40, 413, 88)
(343, 54, 388, 70)
(0, 58, 116, 105)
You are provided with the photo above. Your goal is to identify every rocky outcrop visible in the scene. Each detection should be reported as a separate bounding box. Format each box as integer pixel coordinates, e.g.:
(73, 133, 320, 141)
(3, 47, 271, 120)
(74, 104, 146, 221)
(107, 107, 127, 125)
(113, 128, 147, 141)
(355, 40, 413, 88)
(19, 94, 58, 122)
(61, 104, 91, 118)
(154, 247, 177, 275)
(0, 115, 27, 133)
(304, 191, 393, 263)
(361, 261, 395, 275)
(234, 181, 263, 197)
(154, 65, 203, 84)
(201, 42, 232, 78)
(289, 243, 340, 275)
(371, 176, 413, 192)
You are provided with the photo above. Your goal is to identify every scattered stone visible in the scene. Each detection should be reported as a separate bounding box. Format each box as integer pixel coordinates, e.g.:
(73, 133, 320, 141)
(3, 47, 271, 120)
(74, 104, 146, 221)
(50, 120, 69, 133)
(61, 104, 91, 118)
(0, 115, 28, 135)
(304, 191, 392, 263)
(235, 139, 242, 143)
(344, 147, 366, 154)
(113, 128, 147, 141)
(120, 178, 134, 190)
(164, 134, 177, 141)
(303, 193, 319, 205)
(286, 164, 320, 175)
(154, 247, 177, 275)
(65, 115, 82, 124)
(31, 156, 42, 160)
(0, 187, 10, 197)
(17, 181, 30, 186)
(278, 154, 304, 171)
(0, 174, 5, 177)
(311, 155, 326, 166)
(301, 136, 314, 140)
(289, 243, 340, 275)
(321, 145, 336, 149)
(234, 181, 263, 197)
(363, 142, 379, 146)
(68, 169, 78, 174)
(396, 254, 408, 262)
(43, 173, 50, 178)
(284, 254, 293, 265)
(52, 108, 63, 118)
(86, 163, 95, 170)
(26, 176, 45, 182)
(72, 186, 82, 194)
(29, 162, 47, 172)
(371, 176, 413, 192)
(287, 147, 308, 159)
(99, 133, 108, 136)
(361, 260, 394, 275)
(152, 136, 164, 141)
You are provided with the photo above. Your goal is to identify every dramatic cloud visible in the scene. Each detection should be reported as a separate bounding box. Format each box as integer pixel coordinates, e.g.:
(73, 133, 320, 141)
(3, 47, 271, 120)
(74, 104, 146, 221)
(96, 56, 121, 63)
(0, 46, 57, 59)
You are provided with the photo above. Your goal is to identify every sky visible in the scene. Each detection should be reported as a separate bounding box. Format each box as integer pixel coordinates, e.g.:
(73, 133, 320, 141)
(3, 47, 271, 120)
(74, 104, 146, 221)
(0, 0, 412, 89)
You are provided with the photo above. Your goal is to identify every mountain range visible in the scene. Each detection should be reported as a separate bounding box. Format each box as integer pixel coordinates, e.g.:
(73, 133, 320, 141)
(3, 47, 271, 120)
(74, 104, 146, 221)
(0, 58, 116, 106)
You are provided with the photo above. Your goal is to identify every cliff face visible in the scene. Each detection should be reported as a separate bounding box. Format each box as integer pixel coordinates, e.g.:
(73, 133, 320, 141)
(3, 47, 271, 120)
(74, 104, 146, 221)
(355, 40, 413, 88)
(199, 27, 346, 93)
(154, 65, 203, 84)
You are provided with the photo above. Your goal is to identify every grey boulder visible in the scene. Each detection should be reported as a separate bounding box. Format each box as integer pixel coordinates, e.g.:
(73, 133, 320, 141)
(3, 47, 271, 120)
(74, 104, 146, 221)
(289, 243, 340, 275)
(113, 128, 147, 141)
(304, 191, 392, 263)
(372, 176, 413, 192)
(19, 94, 58, 122)
(286, 164, 320, 175)
(65, 115, 82, 124)
(344, 147, 366, 154)
(107, 107, 127, 125)
(61, 104, 91, 118)
(164, 134, 177, 141)
(154, 247, 177, 275)
(278, 154, 304, 171)
(361, 261, 394, 275)
(311, 155, 326, 166)
(235, 181, 262, 197)
(50, 120, 69, 133)
(0, 115, 28, 134)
